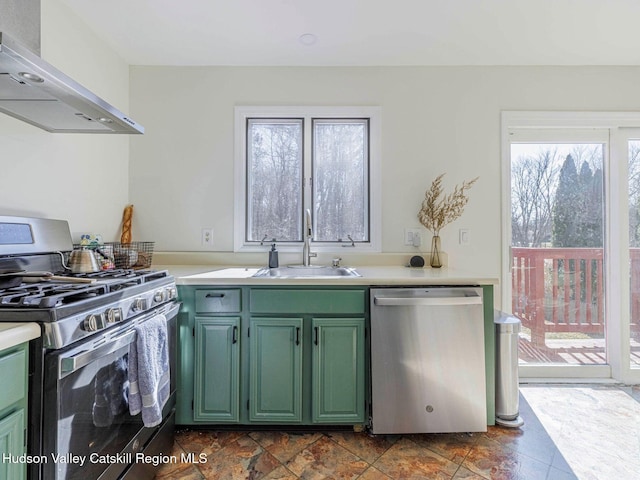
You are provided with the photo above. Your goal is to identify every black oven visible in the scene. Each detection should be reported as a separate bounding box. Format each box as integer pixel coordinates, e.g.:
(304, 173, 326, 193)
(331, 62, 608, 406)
(39, 302, 178, 480)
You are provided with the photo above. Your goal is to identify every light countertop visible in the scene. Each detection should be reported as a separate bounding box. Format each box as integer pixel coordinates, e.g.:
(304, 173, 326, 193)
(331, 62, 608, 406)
(0, 323, 41, 351)
(157, 265, 499, 286)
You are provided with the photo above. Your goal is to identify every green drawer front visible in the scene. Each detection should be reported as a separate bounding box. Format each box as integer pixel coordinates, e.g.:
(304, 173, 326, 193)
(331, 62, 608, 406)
(0, 349, 26, 410)
(195, 289, 241, 313)
(250, 289, 365, 314)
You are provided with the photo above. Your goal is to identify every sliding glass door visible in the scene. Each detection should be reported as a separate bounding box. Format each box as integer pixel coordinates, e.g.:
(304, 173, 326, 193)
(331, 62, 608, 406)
(503, 114, 640, 383)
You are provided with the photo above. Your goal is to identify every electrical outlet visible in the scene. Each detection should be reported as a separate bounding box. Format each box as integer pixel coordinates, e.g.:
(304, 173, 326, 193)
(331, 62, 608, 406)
(404, 228, 421, 246)
(201, 227, 214, 247)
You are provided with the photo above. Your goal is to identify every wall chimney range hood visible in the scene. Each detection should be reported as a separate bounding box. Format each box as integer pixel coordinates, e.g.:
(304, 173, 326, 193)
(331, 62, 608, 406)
(0, 32, 143, 134)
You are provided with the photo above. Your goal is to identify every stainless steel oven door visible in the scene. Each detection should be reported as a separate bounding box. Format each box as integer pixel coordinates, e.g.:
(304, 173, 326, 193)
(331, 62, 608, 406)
(41, 302, 178, 480)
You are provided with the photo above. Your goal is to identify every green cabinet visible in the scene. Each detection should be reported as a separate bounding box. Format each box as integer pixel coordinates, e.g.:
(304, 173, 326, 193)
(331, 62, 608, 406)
(248, 316, 365, 424)
(311, 318, 365, 423)
(0, 409, 25, 480)
(249, 318, 303, 422)
(0, 342, 29, 480)
(193, 316, 240, 422)
(178, 288, 242, 424)
(249, 288, 366, 425)
(178, 285, 368, 426)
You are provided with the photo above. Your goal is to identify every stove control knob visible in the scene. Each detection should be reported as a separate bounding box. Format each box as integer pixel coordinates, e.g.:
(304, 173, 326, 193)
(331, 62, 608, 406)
(84, 313, 105, 331)
(166, 287, 177, 300)
(153, 290, 165, 304)
(105, 307, 123, 324)
(132, 298, 147, 312)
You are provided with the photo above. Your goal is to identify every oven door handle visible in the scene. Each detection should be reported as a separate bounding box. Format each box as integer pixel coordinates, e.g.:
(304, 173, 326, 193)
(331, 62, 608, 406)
(58, 302, 180, 378)
(59, 330, 135, 378)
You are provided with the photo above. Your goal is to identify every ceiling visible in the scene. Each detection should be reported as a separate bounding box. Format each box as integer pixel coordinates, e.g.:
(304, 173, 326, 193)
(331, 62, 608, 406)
(59, 0, 640, 67)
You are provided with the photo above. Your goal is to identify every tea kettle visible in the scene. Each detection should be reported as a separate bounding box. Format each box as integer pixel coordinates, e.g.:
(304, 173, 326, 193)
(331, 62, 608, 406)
(59, 248, 101, 274)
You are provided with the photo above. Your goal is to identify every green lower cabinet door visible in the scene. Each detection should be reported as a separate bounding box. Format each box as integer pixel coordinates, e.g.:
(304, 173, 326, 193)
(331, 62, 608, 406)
(194, 317, 240, 422)
(312, 318, 365, 423)
(249, 318, 303, 422)
(0, 409, 25, 480)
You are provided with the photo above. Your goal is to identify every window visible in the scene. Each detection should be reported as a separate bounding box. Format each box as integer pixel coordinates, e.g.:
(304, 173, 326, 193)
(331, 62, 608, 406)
(235, 106, 381, 252)
(246, 118, 303, 242)
(509, 132, 607, 371)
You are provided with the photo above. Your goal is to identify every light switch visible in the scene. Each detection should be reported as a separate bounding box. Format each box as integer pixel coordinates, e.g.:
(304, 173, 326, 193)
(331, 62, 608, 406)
(404, 228, 421, 246)
(459, 228, 470, 245)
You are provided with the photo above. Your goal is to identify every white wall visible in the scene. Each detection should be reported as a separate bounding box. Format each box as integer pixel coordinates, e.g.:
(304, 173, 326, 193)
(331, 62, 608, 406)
(4, 2, 640, 284)
(129, 65, 640, 276)
(0, 0, 131, 241)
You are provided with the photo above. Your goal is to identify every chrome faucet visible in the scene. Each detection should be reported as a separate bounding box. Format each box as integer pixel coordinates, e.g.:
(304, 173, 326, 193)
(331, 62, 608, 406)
(302, 209, 317, 266)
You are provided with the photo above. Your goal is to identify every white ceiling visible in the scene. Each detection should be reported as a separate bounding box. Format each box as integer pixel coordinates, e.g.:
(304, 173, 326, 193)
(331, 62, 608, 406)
(59, 0, 640, 66)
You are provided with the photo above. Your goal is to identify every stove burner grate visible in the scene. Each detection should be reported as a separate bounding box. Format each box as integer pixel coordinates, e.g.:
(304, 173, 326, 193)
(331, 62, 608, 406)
(0, 268, 170, 311)
(0, 283, 111, 308)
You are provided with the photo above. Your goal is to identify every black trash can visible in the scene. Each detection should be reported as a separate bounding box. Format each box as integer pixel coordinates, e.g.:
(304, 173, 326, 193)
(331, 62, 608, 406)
(494, 311, 524, 427)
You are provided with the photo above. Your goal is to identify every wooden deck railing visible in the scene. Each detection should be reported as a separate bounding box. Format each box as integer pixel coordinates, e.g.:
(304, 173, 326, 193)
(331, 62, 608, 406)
(512, 247, 613, 346)
(512, 247, 640, 346)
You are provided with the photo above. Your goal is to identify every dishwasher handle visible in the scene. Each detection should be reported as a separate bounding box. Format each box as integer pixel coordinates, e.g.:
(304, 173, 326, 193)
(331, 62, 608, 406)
(373, 295, 482, 307)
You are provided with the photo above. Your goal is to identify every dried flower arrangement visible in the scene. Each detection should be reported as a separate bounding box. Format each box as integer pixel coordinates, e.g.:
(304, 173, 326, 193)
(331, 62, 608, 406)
(418, 174, 479, 237)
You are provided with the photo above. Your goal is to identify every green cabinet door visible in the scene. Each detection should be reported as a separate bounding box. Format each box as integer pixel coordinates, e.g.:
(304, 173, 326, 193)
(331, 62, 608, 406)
(194, 317, 240, 422)
(311, 318, 365, 423)
(249, 318, 303, 422)
(0, 409, 25, 480)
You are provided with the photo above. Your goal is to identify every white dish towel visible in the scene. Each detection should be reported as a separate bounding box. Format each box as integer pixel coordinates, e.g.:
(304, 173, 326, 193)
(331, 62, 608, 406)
(128, 313, 170, 427)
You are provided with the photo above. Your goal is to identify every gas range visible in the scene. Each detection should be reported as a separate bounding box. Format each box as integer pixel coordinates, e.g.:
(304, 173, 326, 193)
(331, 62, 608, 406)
(0, 268, 177, 348)
(0, 215, 179, 480)
(0, 215, 177, 349)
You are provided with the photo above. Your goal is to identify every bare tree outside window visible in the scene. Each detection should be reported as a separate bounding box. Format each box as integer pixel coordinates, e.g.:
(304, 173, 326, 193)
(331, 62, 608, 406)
(511, 148, 557, 247)
(313, 119, 369, 242)
(510, 144, 603, 248)
(629, 141, 640, 247)
(245, 116, 370, 245)
(247, 119, 303, 242)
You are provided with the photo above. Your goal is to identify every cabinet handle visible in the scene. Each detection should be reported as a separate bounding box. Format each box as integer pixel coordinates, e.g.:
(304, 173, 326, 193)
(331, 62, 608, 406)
(232, 326, 238, 344)
(206, 293, 225, 298)
(314, 326, 318, 345)
(295, 327, 300, 346)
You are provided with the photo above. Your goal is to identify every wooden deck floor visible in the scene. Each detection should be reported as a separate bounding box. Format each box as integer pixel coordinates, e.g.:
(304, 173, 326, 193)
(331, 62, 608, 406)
(518, 335, 640, 366)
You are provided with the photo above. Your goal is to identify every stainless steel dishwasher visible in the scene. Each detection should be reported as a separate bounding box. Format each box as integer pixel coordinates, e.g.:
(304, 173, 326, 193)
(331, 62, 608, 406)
(370, 287, 487, 434)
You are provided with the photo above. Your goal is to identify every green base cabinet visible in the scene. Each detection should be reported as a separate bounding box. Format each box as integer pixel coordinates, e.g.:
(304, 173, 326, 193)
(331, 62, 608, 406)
(177, 287, 243, 425)
(311, 318, 365, 423)
(0, 409, 25, 480)
(177, 285, 368, 426)
(0, 342, 29, 480)
(249, 318, 303, 422)
(194, 316, 240, 422)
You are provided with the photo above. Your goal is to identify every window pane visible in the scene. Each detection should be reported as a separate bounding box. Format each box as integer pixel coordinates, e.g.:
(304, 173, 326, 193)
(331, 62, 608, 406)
(246, 119, 303, 242)
(510, 143, 606, 366)
(629, 140, 640, 368)
(312, 119, 369, 242)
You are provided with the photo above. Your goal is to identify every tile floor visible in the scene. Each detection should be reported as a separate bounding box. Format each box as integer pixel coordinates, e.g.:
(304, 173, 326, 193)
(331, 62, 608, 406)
(156, 384, 640, 480)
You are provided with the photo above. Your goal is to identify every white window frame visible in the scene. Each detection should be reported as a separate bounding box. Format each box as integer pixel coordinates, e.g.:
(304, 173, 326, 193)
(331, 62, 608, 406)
(502, 111, 640, 384)
(234, 106, 381, 253)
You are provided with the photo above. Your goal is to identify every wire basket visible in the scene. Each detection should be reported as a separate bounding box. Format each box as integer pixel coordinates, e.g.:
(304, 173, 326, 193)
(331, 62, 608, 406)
(108, 242, 155, 269)
(74, 241, 155, 270)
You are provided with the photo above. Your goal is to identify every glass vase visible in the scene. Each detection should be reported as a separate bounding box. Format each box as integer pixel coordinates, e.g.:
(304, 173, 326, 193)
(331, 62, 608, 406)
(430, 235, 442, 268)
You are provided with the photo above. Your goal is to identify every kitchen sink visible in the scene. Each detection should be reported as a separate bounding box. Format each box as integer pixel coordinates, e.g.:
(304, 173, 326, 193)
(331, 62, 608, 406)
(252, 265, 361, 278)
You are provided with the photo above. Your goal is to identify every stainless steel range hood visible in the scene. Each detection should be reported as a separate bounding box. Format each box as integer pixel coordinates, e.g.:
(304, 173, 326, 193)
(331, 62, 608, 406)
(0, 32, 143, 134)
